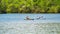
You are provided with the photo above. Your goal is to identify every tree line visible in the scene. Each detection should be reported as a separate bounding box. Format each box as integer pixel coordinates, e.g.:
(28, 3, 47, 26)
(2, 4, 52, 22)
(0, 0, 60, 13)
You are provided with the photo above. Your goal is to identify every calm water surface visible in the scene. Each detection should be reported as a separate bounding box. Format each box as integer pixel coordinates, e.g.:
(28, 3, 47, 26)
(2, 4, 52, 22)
(0, 14, 60, 23)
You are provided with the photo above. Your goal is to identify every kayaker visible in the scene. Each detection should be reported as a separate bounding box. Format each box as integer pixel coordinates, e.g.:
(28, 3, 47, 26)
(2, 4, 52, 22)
(26, 16, 30, 20)
(36, 16, 43, 20)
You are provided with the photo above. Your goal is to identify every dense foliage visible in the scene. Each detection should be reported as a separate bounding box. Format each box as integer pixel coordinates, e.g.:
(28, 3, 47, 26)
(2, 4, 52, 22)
(0, 0, 60, 13)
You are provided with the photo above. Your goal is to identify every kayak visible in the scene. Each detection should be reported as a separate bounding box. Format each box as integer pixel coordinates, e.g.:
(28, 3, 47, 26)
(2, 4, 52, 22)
(24, 19, 34, 20)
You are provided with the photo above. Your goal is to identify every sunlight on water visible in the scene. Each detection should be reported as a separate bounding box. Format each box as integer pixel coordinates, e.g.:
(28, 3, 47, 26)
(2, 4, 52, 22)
(0, 23, 60, 34)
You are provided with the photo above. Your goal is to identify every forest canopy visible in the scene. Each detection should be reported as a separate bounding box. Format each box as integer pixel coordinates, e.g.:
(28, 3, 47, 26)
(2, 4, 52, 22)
(0, 0, 60, 13)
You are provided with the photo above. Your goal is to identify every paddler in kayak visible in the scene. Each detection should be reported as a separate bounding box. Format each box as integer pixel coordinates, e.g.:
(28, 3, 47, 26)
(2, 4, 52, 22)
(26, 16, 30, 20)
(24, 16, 34, 20)
(36, 16, 46, 20)
(36, 16, 43, 20)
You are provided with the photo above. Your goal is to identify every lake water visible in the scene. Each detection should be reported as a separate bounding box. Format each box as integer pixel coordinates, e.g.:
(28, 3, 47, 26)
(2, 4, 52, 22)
(0, 14, 60, 34)
(0, 14, 60, 23)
